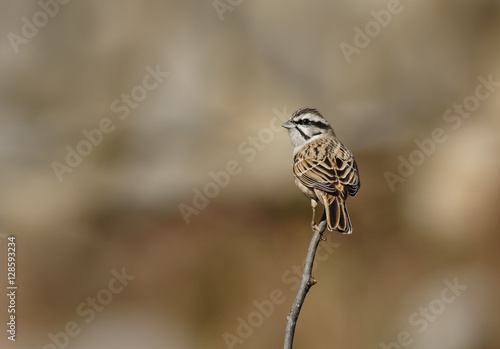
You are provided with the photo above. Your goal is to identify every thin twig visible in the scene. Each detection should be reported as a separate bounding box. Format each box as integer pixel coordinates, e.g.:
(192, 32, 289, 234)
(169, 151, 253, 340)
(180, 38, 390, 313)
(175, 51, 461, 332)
(284, 215, 327, 349)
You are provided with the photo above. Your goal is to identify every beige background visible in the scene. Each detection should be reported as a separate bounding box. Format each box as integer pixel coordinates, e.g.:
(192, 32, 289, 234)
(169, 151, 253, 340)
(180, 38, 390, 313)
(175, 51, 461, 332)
(1, 1, 500, 348)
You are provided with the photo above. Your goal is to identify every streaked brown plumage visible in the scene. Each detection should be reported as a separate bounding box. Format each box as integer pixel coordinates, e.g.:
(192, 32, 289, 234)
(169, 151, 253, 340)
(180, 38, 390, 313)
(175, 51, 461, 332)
(282, 108, 360, 233)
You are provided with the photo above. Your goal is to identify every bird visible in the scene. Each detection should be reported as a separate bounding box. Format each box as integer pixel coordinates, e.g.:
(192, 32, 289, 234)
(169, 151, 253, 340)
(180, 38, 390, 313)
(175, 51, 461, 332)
(282, 107, 360, 234)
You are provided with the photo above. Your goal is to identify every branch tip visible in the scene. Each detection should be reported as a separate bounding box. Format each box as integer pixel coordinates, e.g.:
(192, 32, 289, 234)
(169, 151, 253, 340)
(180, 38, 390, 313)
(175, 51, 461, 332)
(283, 216, 327, 349)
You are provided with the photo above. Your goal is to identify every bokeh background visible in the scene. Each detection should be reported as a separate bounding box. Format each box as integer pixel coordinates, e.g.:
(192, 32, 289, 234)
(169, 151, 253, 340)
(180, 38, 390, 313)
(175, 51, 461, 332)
(1, 1, 500, 348)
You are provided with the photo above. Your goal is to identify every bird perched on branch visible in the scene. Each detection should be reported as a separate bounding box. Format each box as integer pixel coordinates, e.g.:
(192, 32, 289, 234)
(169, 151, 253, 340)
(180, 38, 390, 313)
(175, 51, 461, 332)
(282, 108, 360, 234)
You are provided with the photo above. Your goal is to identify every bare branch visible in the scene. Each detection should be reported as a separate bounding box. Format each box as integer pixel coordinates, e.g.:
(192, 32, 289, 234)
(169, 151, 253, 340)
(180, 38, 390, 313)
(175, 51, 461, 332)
(283, 215, 327, 349)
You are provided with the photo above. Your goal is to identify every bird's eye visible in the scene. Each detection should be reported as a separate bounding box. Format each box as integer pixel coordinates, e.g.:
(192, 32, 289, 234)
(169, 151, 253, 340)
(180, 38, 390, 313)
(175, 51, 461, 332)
(302, 119, 311, 125)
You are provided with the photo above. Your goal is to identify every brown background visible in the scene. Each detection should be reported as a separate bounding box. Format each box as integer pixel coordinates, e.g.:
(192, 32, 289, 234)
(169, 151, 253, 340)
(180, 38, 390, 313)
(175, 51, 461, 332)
(0, 1, 499, 348)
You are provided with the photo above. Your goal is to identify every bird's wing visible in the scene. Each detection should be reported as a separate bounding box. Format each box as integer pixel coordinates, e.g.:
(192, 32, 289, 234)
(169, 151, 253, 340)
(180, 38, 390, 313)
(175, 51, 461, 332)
(294, 143, 360, 198)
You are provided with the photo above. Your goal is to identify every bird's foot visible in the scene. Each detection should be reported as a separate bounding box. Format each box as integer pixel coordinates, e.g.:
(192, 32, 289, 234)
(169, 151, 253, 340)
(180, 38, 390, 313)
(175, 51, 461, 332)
(311, 221, 320, 232)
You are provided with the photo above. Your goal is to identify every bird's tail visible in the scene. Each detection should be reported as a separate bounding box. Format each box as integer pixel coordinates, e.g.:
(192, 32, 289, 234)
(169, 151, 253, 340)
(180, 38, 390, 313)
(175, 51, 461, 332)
(324, 196, 352, 234)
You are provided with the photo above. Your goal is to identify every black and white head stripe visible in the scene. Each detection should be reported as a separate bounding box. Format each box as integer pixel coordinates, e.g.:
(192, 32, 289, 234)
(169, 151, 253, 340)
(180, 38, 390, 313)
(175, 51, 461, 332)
(291, 107, 331, 129)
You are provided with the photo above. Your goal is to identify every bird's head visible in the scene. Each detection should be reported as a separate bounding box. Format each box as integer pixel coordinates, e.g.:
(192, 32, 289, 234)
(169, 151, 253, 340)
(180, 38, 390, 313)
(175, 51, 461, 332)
(282, 108, 335, 148)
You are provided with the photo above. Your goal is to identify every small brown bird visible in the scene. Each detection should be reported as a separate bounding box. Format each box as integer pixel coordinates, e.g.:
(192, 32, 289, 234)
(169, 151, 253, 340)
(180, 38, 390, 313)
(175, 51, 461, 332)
(282, 108, 360, 233)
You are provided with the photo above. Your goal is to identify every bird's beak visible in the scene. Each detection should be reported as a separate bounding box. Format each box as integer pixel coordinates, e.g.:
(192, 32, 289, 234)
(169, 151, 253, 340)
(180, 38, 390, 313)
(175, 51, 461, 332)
(281, 120, 294, 129)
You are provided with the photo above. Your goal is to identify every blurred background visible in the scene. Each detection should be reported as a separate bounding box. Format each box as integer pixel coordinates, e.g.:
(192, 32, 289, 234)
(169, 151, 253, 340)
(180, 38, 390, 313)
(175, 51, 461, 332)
(1, 0, 500, 348)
